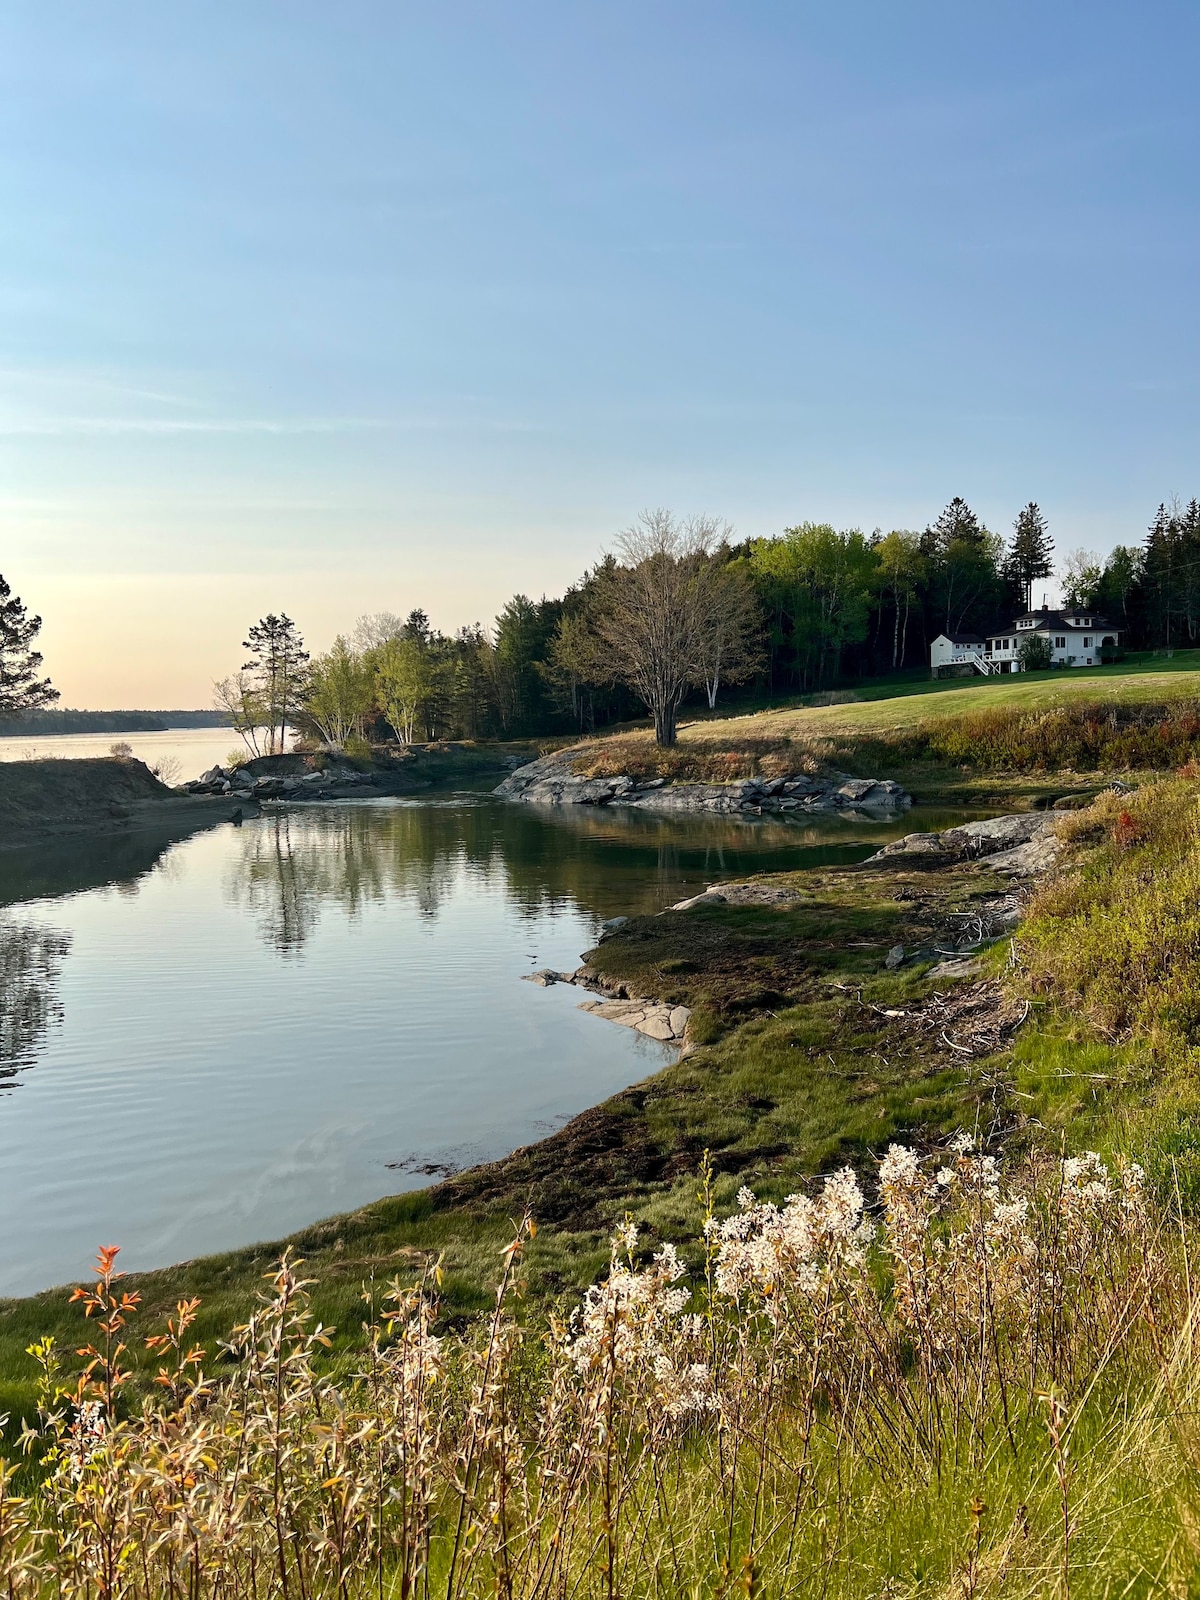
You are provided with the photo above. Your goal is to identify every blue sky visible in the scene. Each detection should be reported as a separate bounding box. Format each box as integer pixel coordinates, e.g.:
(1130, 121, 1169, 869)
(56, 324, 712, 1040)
(1, 2, 1197, 703)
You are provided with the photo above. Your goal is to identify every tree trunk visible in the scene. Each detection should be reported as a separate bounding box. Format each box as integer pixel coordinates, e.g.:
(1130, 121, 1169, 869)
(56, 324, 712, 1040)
(654, 704, 677, 747)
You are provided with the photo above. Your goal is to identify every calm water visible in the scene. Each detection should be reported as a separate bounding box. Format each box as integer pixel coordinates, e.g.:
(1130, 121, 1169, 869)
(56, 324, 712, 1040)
(0, 795, 976, 1295)
(0, 725, 247, 781)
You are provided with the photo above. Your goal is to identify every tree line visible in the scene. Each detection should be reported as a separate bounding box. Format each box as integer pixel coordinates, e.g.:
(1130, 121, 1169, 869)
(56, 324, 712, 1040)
(210, 495, 1200, 751)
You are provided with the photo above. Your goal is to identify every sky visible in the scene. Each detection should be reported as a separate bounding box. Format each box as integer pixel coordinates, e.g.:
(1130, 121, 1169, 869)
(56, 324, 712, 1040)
(2, 2, 1199, 707)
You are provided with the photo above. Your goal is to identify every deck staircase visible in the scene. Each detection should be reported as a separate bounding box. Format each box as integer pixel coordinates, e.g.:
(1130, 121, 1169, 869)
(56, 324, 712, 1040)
(947, 652, 999, 677)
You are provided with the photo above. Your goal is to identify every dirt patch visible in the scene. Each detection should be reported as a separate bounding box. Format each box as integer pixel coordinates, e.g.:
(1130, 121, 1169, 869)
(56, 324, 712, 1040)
(430, 1091, 705, 1231)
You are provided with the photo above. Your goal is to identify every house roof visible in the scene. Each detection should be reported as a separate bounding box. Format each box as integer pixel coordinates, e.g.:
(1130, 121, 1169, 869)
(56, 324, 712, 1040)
(1008, 609, 1117, 632)
(936, 632, 985, 645)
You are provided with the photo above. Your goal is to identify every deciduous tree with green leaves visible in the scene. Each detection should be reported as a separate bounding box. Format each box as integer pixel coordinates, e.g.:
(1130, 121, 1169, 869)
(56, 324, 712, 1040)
(374, 634, 435, 744)
(304, 636, 374, 748)
(873, 530, 926, 670)
(748, 523, 877, 689)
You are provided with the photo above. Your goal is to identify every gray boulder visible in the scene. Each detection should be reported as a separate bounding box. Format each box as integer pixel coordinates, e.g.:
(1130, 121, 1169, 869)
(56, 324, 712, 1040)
(669, 890, 728, 912)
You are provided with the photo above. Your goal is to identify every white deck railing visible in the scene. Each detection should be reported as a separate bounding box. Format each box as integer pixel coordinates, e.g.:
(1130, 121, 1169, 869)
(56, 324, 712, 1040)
(945, 652, 999, 676)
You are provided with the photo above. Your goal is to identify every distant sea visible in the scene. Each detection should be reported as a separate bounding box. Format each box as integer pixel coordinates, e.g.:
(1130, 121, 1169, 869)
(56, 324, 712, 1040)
(0, 727, 264, 784)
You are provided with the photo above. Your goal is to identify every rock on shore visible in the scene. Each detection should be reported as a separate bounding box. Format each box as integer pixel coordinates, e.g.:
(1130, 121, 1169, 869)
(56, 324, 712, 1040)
(494, 749, 910, 814)
(186, 762, 384, 802)
(520, 966, 692, 1045)
(865, 811, 1063, 877)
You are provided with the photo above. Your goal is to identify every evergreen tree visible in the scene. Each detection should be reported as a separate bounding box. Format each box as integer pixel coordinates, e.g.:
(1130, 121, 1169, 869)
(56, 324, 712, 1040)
(920, 497, 986, 559)
(920, 499, 1003, 634)
(0, 575, 58, 716)
(1006, 502, 1054, 611)
(243, 614, 310, 754)
(1143, 502, 1186, 647)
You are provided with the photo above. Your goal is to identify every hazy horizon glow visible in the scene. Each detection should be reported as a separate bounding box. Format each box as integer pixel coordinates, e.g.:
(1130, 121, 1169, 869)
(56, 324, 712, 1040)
(3, 2, 1199, 707)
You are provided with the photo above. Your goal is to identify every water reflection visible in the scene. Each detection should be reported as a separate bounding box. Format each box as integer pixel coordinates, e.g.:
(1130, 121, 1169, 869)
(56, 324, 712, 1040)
(0, 794, 997, 1293)
(226, 807, 467, 953)
(0, 919, 71, 1088)
(0, 829, 184, 909)
(222, 796, 967, 954)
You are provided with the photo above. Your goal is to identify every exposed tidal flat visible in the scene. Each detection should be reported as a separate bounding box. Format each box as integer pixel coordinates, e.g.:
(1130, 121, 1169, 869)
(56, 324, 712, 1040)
(0, 791, 962, 1297)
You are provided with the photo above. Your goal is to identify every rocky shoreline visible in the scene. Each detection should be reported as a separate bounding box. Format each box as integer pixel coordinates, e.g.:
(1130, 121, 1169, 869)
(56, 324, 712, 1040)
(185, 759, 404, 802)
(493, 747, 910, 813)
(530, 808, 1067, 1053)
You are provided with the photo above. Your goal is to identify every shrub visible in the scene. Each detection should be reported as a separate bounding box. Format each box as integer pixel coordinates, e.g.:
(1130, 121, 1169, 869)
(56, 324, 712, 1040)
(4, 1142, 1192, 1599)
(1017, 632, 1053, 671)
(853, 700, 1200, 773)
(342, 732, 375, 770)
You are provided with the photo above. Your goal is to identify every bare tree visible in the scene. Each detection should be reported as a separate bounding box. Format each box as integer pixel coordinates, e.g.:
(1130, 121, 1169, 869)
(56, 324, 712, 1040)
(214, 671, 267, 757)
(352, 612, 404, 652)
(592, 509, 746, 747)
(698, 563, 763, 709)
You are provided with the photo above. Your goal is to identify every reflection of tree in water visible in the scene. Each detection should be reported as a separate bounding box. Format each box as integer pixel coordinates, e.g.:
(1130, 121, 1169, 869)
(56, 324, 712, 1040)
(226, 807, 474, 954)
(225, 798, 906, 955)
(0, 918, 72, 1090)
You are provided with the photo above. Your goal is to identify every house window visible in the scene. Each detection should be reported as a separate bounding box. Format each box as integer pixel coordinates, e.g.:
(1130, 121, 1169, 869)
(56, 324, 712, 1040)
(1055, 636, 1066, 649)
(1083, 637, 1091, 648)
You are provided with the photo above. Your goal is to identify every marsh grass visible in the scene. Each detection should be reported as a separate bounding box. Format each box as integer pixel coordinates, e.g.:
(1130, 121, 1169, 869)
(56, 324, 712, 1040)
(3, 1143, 1199, 1597)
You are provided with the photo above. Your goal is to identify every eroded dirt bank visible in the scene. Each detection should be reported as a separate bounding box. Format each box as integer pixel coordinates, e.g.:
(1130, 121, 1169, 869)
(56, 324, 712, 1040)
(0, 758, 249, 851)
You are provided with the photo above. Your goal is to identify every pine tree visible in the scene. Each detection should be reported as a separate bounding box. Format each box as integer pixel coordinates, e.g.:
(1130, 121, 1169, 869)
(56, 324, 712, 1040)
(0, 574, 58, 716)
(1007, 502, 1054, 611)
(920, 497, 986, 560)
(243, 614, 310, 755)
(1143, 502, 1184, 648)
(919, 498, 1002, 634)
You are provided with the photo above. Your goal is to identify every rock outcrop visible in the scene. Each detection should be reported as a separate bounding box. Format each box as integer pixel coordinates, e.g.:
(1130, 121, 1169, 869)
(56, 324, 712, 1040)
(576, 997, 692, 1043)
(186, 763, 382, 802)
(865, 811, 1063, 877)
(493, 750, 910, 814)
(519, 965, 692, 1046)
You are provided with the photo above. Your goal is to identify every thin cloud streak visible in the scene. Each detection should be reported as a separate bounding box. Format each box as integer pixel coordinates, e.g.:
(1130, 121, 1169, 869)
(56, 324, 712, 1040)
(0, 415, 551, 437)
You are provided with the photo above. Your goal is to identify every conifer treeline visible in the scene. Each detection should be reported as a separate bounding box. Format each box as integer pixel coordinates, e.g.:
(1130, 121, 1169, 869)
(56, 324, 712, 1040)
(289, 497, 1197, 743)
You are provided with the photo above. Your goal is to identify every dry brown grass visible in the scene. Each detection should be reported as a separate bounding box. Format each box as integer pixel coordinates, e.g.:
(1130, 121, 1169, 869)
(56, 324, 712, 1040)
(5, 1146, 1200, 1598)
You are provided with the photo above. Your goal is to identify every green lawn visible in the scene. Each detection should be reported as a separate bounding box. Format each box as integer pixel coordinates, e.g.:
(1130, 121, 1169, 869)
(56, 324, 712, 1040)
(682, 653, 1200, 742)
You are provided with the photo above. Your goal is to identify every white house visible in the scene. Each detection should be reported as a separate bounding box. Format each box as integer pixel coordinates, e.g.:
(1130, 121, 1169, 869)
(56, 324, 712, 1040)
(931, 609, 1121, 677)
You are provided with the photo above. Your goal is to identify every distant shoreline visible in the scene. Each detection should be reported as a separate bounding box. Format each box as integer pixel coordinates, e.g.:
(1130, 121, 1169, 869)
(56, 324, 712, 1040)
(0, 709, 228, 736)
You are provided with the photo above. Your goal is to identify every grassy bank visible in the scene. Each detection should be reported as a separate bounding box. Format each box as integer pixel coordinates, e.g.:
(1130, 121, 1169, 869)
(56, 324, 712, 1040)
(5, 780, 1200, 1590)
(0, 787, 1176, 1419)
(560, 660, 1200, 802)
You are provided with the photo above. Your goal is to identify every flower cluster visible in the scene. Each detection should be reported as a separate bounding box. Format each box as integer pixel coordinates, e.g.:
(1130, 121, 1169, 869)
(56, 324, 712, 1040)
(709, 1167, 872, 1308)
(567, 1229, 715, 1421)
